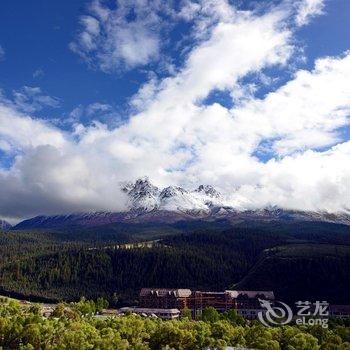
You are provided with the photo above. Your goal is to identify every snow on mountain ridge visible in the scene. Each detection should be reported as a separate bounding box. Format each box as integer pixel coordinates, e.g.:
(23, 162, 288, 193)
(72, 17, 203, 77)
(123, 177, 160, 212)
(195, 185, 221, 198)
(123, 178, 224, 213)
(160, 186, 209, 212)
(11, 178, 350, 230)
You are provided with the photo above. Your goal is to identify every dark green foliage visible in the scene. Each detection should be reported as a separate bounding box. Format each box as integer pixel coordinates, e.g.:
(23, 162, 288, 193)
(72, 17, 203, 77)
(0, 245, 253, 302)
(0, 225, 291, 302)
(0, 300, 350, 350)
(202, 307, 220, 323)
(235, 244, 350, 304)
(0, 220, 350, 304)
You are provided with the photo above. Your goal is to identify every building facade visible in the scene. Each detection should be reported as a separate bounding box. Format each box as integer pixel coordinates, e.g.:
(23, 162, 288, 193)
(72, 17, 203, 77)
(120, 306, 181, 319)
(226, 290, 275, 320)
(139, 288, 274, 319)
(139, 288, 192, 309)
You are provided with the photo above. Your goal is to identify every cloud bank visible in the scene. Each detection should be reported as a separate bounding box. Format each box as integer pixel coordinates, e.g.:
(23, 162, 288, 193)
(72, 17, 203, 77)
(2, 0, 350, 220)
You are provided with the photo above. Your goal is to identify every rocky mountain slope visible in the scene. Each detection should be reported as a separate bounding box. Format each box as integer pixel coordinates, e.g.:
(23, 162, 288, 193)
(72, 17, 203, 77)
(12, 177, 350, 229)
(121, 178, 222, 212)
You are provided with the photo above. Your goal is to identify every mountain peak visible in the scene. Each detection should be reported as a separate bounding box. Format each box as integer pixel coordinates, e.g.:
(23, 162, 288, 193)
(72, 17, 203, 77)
(195, 185, 221, 198)
(133, 177, 159, 194)
(121, 179, 220, 213)
(125, 177, 160, 212)
(160, 186, 187, 199)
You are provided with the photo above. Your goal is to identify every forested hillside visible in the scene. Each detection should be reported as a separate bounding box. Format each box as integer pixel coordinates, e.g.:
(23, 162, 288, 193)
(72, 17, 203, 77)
(1, 220, 350, 304)
(235, 244, 350, 304)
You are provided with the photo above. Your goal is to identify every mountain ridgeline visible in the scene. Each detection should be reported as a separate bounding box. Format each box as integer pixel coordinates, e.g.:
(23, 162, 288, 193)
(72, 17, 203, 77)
(12, 177, 350, 230)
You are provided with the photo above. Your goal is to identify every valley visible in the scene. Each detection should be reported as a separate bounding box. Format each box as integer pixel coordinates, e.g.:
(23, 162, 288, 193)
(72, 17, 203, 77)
(1, 218, 350, 306)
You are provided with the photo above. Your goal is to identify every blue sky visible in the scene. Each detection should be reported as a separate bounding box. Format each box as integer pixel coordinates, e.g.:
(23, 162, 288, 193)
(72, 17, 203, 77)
(0, 0, 348, 123)
(0, 0, 136, 123)
(0, 0, 350, 220)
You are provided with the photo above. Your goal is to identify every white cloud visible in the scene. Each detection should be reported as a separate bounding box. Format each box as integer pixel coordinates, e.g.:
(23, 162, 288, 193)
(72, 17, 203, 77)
(65, 102, 121, 128)
(0, 144, 129, 219)
(0, 104, 66, 153)
(295, 0, 325, 26)
(70, 0, 259, 73)
(0, 86, 60, 113)
(0, 45, 4, 61)
(231, 142, 350, 212)
(231, 52, 350, 156)
(86, 102, 112, 116)
(1, 0, 350, 220)
(33, 68, 45, 79)
(70, 0, 168, 71)
(129, 74, 160, 111)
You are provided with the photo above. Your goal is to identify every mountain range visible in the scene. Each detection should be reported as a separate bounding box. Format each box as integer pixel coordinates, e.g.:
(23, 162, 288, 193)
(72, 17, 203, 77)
(1, 177, 350, 305)
(8, 177, 350, 230)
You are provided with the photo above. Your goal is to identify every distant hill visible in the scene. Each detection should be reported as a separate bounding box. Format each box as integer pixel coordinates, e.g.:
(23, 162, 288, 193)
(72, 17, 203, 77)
(0, 220, 12, 230)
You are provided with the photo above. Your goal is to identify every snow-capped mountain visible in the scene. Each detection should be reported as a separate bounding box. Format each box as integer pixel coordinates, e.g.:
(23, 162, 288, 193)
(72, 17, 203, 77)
(122, 177, 160, 212)
(122, 177, 223, 213)
(12, 177, 350, 229)
(160, 186, 208, 212)
(195, 184, 221, 198)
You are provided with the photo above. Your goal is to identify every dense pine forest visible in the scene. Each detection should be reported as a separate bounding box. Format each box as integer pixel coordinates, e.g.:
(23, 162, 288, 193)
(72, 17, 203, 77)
(0, 220, 350, 305)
